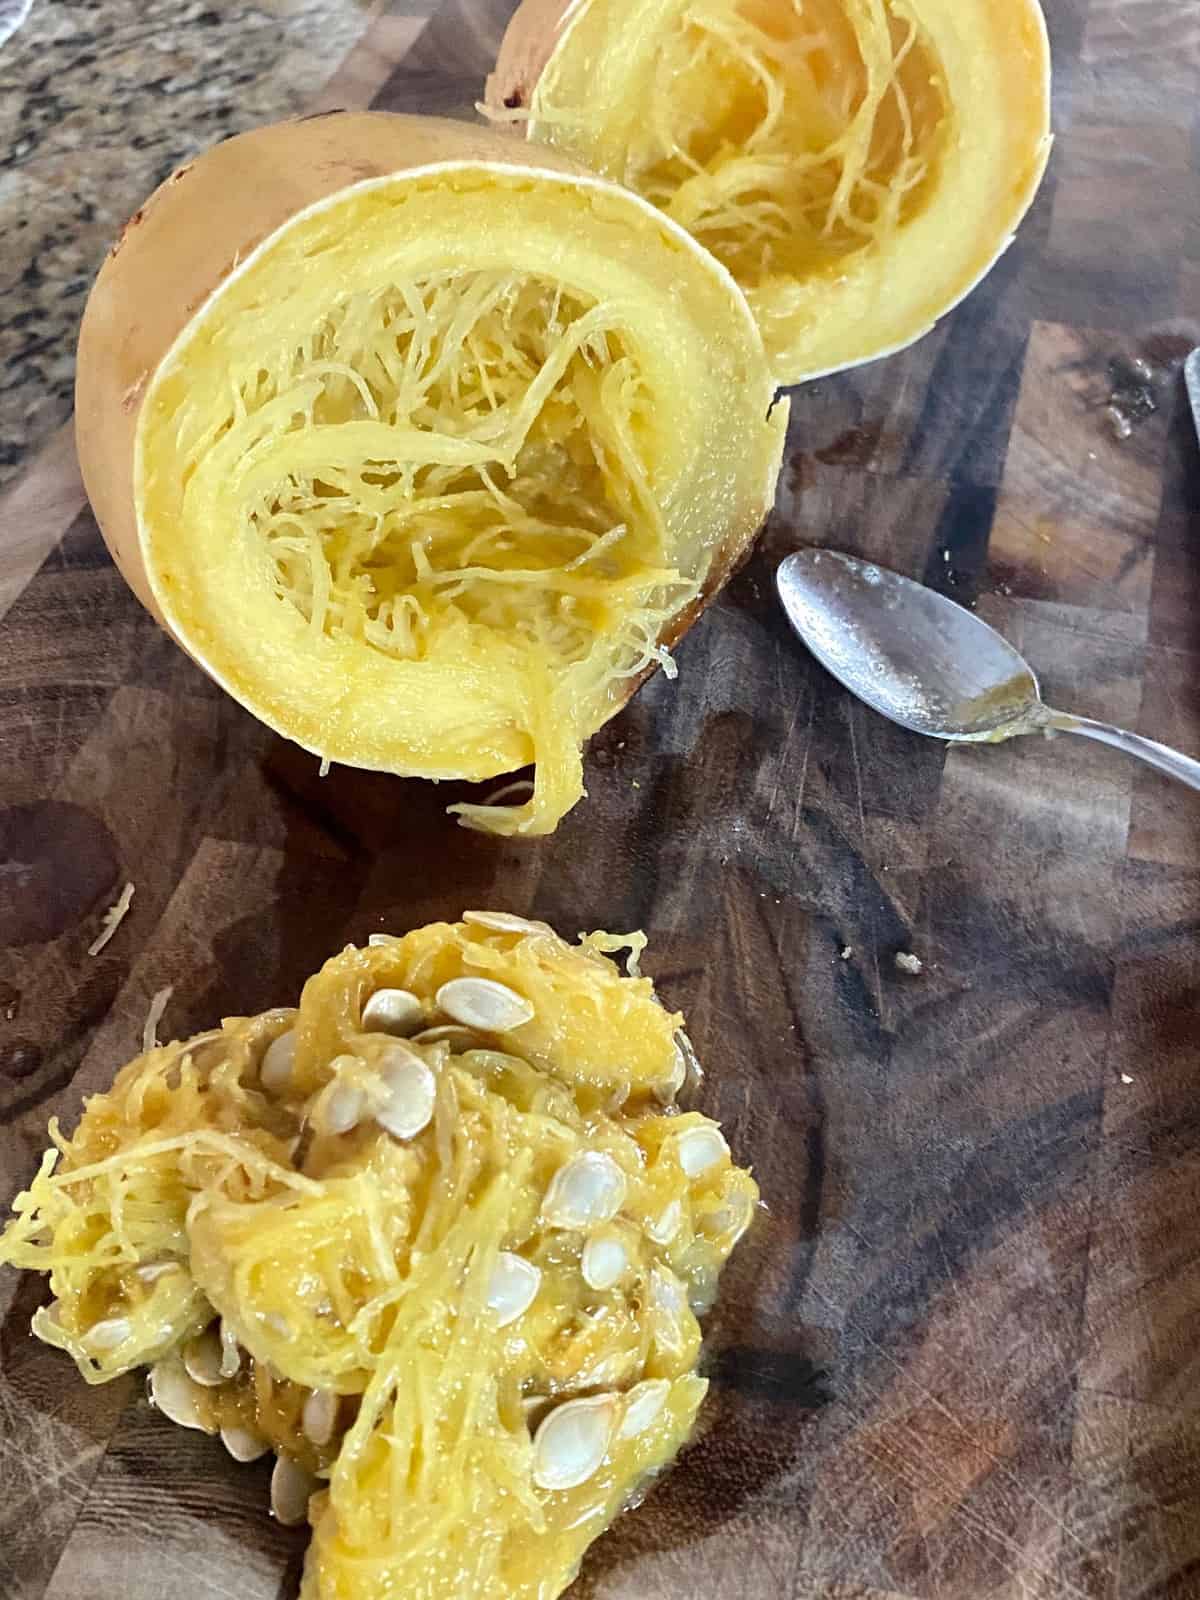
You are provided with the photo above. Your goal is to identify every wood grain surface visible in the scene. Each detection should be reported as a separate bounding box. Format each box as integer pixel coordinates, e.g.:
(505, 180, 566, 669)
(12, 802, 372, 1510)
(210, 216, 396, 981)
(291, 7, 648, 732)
(3, 2, 1200, 1597)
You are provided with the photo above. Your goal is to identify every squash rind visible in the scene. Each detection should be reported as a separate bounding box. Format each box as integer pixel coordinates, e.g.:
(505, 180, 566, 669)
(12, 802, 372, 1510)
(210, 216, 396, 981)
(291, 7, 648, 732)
(76, 113, 786, 834)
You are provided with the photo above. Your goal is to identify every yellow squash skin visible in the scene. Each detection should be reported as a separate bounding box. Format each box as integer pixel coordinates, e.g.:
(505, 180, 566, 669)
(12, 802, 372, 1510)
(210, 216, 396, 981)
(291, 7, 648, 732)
(76, 112, 786, 836)
(486, 0, 1052, 386)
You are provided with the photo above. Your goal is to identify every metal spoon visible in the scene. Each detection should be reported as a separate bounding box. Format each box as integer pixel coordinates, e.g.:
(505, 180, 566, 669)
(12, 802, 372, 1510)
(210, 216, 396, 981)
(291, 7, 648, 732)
(776, 549, 1200, 791)
(1186, 346, 1200, 438)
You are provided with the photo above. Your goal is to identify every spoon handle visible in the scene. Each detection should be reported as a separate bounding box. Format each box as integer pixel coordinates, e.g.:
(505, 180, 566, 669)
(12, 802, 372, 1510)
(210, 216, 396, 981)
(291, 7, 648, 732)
(1053, 713, 1200, 792)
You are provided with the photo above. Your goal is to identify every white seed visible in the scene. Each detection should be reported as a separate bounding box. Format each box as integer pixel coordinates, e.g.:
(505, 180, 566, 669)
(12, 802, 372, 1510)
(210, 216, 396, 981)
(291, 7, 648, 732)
(487, 1252, 541, 1328)
(221, 1423, 270, 1462)
(411, 1024, 477, 1049)
(654, 1043, 687, 1105)
(646, 1199, 682, 1245)
(436, 976, 534, 1032)
(649, 1265, 692, 1353)
(463, 911, 551, 936)
(703, 1193, 754, 1245)
(650, 1264, 687, 1318)
(135, 1259, 179, 1285)
(271, 1454, 319, 1527)
(219, 1318, 242, 1379)
(367, 933, 397, 946)
(148, 1358, 209, 1431)
(85, 1316, 132, 1352)
(542, 1152, 627, 1229)
(581, 1232, 629, 1292)
(686, 1269, 717, 1315)
(374, 1045, 436, 1140)
(182, 1327, 224, 1387)
(619, 1379, 670, 1438)
(360, 987, 423, 1036)
(302, 1388, 338, 1447)
(677, 1124, 729, 1178)
(675, 1033, 704, 1090)
(260, 1031, 295, 1094)
(315, 1078, 366, 1137)
(532, 1394, 617, 1491)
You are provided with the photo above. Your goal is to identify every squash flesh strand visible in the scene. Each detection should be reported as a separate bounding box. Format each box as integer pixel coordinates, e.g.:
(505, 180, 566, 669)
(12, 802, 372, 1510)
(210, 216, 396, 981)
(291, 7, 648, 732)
(157, 269, 693, 837)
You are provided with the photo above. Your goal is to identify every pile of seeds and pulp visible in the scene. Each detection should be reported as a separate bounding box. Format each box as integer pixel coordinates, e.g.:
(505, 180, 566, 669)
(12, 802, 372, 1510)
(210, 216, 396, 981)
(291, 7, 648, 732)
(0, 914, 757, 1600)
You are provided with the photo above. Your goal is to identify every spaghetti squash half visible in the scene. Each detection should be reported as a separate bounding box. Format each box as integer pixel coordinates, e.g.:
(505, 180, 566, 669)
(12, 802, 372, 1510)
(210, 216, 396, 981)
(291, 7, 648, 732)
(0, 914, 758, 1600)
(75, 113, 786, 836)
(486, 0, 1052, 384)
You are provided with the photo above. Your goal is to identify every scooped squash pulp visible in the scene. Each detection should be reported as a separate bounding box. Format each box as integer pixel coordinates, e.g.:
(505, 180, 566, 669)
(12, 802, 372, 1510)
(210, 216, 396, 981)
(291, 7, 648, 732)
(76, 114, 786, 836)
(0, 914, 758, 1599)
(487, 0, 1052, 383)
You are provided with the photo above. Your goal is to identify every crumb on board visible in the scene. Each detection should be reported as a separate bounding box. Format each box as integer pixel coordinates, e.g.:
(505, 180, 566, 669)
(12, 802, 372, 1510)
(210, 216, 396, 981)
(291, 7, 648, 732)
(1120, 1073, 1133, 1084)
(840, 946, 853, 961)
(894, 951, 923, 975)
(89, 882, 135, 956)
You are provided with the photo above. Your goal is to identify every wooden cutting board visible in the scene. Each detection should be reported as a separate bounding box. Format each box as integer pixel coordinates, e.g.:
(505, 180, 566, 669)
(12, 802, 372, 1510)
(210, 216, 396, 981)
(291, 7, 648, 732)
(2, 2, 1200, 1597)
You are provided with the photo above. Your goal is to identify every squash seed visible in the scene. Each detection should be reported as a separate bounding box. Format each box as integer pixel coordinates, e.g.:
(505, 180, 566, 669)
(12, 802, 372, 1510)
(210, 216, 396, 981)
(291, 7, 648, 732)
(218, 1318, 242, 1379)
(375, 1045, 436, 1140)
(703, 1192, 754, 1245)
(654, 1042, 687, 1105)
(86, 1316, 132, 1352)
(541, 1152, 627, 1229)
(411, 1024, 477, 1049)
(676, 1124, 728, 1178)
(182, 1326, 224, 1387)
(313, 1077, 365, 1137)
(463, 911, 552, 936)
(221, 1423, 270, 1462)
(619, 1379, 670, 1438)
(532, 1394, 617, 1491)
(581, 1231, 629, 1292)
(655, 1033, 705, 1104)
(646, 1199, 682, 1245)
(148, 1357, 209, 1431)
(271, 1454, 319, 1526)
(302, 1387, 338, 1447)
(649, 1264, 690, 1354)
(486, 1252, 541, 1328)
(260, 1031, 295, 1094)
(135, 1259, 180, 1285)
(360, 987, 423, 1036)
(436, 976, 534, 1032)
(650, 1264, 687, 1317)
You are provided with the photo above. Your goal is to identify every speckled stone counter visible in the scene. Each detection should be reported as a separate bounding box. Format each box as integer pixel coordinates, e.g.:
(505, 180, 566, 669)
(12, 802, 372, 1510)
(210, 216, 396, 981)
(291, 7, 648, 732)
(0, 0, 381, 490)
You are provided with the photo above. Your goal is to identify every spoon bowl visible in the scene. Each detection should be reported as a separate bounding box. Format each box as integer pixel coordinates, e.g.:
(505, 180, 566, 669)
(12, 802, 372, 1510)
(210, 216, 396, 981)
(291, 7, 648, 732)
(776, 549, 1047, 740)
(776, 548, 1200, 791)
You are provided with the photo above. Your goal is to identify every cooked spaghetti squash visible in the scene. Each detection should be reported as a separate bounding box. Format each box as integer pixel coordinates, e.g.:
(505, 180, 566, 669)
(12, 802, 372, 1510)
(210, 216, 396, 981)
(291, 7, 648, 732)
(75, 113, 786, 837)
(0, 914, 758, 1600)
(486, 0, 1052, 384)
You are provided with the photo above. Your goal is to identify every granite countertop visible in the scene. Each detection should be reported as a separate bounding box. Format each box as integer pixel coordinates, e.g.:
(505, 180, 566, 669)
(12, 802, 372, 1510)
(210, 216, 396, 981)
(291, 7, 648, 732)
(0, 0, 379, 491)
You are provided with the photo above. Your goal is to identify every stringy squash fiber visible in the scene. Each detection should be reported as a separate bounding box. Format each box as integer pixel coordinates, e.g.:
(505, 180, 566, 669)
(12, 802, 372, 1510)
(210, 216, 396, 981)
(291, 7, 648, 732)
(0, 914, 757, 1600)
(75, 114, 786, 837)
(486, 0, 1052, 384)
